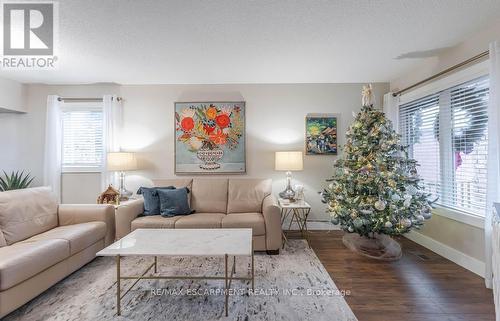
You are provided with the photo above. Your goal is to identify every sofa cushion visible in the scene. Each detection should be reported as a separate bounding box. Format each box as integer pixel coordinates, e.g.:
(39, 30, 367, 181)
(0, 187, 58, 245)
(227, 179, 272, 214)
(131, 215, 180, 230)
(191, 179, 228, 213)
(174, 213, 225, 229)
(23, 222, 106, 255)
(222, 213, 266, 236)
(0, 239, 69, 290)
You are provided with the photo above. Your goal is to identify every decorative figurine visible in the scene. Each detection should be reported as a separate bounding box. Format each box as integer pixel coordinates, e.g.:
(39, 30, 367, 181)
(97, 185, 120, 205)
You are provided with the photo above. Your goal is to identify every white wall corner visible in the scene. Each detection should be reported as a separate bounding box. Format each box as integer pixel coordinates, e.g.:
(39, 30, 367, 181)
(405, 230, 485, 278)
(0, 77, 27, 113)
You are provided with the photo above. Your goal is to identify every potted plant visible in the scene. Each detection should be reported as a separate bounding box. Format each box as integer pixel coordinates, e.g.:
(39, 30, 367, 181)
(0, 171, 35, 191)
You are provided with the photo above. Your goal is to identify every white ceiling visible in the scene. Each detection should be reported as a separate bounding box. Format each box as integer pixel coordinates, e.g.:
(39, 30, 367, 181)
(2, 0, 500, 85)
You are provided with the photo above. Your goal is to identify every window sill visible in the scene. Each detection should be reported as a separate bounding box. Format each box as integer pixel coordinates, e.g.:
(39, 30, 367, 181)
(432, 206, 485, 229)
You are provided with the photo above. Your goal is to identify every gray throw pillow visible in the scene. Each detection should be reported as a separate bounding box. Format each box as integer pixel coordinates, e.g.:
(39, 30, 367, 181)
(137, 186, 175, 215)
(157, 187, 193, 216)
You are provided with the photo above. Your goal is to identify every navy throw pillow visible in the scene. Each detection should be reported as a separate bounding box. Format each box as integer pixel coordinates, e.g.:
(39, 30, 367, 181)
(137, 186, 175, 215)
(157, 187, 193, 217)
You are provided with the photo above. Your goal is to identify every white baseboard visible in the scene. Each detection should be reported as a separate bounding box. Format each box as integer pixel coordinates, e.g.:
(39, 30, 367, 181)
(405, 231, 485, 278)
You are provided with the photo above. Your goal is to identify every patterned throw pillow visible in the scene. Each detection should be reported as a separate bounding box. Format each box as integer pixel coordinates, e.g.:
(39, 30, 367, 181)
(157, 187, 193, 217)
(137, 186, 175, 215)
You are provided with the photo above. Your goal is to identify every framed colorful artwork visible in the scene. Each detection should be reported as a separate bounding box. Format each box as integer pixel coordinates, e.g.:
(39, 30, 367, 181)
(175, 101, 246, 174)
(305, 113, 338, 155)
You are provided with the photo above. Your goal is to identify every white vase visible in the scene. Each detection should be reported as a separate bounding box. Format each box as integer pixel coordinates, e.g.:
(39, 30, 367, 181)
(196, 145, 224, 170)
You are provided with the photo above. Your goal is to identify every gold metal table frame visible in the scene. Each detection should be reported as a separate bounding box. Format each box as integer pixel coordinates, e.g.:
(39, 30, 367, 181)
(280, 206, 311, 248)
(115, 245, 254, 317)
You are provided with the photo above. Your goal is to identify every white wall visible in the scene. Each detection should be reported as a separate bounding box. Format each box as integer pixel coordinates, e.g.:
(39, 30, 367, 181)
(4, 82, 388, 221)
(0, 112, 24, 173)
(0, 77, 26, 113)
(119, 83, 388, 220)
(0, 76, 27, 174)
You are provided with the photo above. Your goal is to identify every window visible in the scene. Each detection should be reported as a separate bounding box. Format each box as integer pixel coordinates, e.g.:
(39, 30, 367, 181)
(62, 106, 103, 171)
(399, 76, 489, 216)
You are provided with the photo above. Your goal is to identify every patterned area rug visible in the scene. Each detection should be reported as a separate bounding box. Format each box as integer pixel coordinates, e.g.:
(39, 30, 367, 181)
(5, 240, 357, 321)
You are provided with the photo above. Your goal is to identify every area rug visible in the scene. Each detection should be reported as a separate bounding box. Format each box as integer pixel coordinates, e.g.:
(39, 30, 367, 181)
(5, 240, 357, 321)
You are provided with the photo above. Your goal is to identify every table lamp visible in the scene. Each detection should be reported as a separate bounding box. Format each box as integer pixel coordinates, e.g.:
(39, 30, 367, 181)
(275, 151, 303, 200)
(107, 152, 138, 200)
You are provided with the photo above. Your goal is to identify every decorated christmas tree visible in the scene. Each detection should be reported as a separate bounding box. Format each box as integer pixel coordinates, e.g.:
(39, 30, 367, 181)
(322, 85, 434, 242)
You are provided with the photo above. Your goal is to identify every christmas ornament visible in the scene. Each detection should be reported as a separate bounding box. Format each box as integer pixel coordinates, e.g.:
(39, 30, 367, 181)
(361, 84, 374, 106)
(422, 211, 432, 219)
(360, 209, 374, 215)
(401, 218, 412, 228)
(406, 185, 417, 195)
(391, 193, 401, 202)
(353, 218, 363, 228)
(384, 221, 393, 228)
(374, 199, 386, 211)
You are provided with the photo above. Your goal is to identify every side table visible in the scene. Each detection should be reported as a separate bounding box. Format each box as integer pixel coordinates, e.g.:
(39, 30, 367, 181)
(278, 199, 311, 248)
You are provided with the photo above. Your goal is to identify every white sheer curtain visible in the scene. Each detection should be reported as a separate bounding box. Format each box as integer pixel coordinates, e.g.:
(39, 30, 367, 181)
(101, 95, 123, 190)
(487, 40, 500, 289)
(43, 95, 62, 202)
(383, 92, 400, 131)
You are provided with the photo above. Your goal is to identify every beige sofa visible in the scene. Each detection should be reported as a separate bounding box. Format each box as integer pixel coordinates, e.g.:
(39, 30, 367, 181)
(0, 187, 115, 318)
(115, 178, 282, 253)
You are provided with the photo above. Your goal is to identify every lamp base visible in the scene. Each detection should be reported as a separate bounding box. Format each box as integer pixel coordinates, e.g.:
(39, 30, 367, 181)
(118, 171, 132, 201)
(279, 170, 296, 200)
(279, 187, 296, 200)
(118, 188, 132, 201)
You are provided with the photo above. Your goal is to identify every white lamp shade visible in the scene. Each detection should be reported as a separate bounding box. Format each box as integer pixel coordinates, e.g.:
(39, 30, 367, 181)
(275, 151, 303, 171)
(107, 152, 138, 171)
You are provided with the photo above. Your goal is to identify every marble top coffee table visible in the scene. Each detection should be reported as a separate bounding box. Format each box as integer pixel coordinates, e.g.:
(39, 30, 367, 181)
(97, 228, 254, 317)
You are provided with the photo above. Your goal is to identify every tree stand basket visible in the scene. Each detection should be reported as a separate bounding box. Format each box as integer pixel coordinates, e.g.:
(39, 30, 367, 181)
(342, 233, 402, 261)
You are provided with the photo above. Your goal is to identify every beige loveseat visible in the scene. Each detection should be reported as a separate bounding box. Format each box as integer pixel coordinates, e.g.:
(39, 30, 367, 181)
(115, 178, 282, 253)
(0, 187, 115, 318)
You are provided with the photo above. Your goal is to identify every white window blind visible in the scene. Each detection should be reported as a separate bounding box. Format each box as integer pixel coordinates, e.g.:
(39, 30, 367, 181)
(62, 108, 103, 171)
(399, 75, 489, 216)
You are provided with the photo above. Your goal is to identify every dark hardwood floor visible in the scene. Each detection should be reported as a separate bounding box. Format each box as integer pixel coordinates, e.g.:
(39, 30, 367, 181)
(292, 230, 495, 321)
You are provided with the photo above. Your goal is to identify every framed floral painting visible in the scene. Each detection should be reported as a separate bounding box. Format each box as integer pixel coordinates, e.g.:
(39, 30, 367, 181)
(175, 101, 246, 174)
(305, 113, 338, 155)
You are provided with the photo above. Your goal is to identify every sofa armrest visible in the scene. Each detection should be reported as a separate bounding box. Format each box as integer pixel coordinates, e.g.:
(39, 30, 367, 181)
(262, 194, 282, 251)
(115, 198, 144, 240)
(58, 204, 115, 246)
